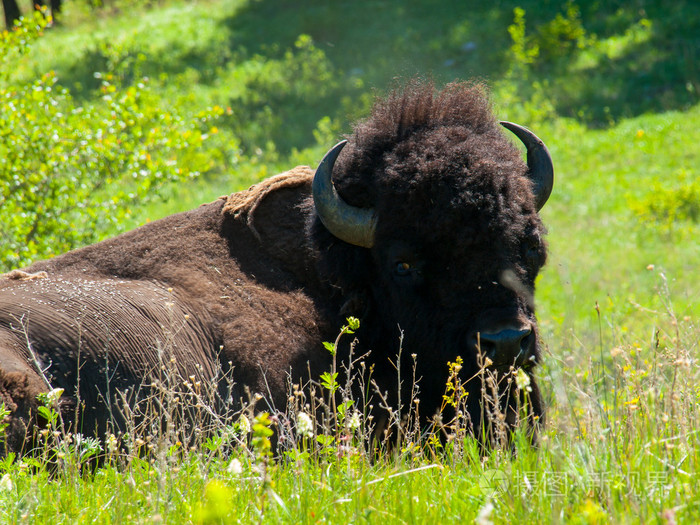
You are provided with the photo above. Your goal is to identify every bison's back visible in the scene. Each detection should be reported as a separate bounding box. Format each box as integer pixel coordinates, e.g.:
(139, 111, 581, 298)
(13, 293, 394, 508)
(0, 274, 219, 379)
(0, 272, 220, 440)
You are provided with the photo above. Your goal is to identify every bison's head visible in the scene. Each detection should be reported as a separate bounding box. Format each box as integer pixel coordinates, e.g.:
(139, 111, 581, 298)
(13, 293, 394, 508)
(310, 81, 553, 430)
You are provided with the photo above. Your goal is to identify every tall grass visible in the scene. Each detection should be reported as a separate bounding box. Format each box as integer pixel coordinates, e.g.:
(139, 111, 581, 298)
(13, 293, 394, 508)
(0, 275, 697, 522)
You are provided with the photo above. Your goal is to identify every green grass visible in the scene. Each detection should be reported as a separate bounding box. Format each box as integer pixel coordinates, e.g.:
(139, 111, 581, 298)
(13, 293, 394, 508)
(1, 0, 700, 522)
(538, 107, 700, 341)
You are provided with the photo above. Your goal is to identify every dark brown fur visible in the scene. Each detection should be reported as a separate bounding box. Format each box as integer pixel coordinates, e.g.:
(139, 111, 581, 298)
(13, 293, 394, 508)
(0, 81, 549, 452)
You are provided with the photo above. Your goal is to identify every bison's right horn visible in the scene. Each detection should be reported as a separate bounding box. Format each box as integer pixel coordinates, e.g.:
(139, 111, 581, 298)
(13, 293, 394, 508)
(500, 121, 554, 211)
(312, 140, 377, 248)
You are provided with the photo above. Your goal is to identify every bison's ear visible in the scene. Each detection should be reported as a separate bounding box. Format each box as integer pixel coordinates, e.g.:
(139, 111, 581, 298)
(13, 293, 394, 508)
(312, 141, 378, 248)
(500, 122, 554, 211)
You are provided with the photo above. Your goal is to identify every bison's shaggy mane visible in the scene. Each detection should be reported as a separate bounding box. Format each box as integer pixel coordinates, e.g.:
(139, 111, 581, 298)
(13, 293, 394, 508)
(331, 79, 523, 207)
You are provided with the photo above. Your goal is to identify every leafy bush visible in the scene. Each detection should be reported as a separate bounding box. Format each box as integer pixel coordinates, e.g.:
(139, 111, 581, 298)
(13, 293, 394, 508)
(507, 7, 540, 68)
(631, 170, 700, 227)
(533, 2, 589, 63)
(218, 34, 349, 156)
(507, 3, 590, 72)
(0, 15, 223, 272)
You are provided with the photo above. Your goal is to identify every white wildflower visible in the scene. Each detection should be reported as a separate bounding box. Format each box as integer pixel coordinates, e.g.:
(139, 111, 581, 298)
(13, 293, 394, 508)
(296, 412, 314, 438)
(347, 410, 361, 431)
(46, 388, 64, 405)
(75, 434, 102, 456)
(237, 415, 251, 435)
(227, 458, 243, 475)
(0, 474, 13, 492)
(515, 369, 532, 392)
(106, 433, 118, 454)
(475, 500, 494, 525)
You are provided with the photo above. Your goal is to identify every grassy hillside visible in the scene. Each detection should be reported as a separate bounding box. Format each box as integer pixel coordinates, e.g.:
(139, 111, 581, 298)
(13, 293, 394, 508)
(1, 0, 699, 522)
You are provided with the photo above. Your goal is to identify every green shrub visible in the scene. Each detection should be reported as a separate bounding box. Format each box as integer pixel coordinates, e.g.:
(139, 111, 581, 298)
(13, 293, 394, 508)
(507, 7, 540, 68)
(0, 17, 223, 272)
(218, 34, 348, 156)
(631, 170, 700, 226)
(534, 2, 589, 63)
(507, 3, 590, 72)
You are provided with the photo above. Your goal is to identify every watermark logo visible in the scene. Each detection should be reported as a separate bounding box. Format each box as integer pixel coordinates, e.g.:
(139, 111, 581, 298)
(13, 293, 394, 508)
(478, 469, 509, 495)
(476, 470, 672, 497)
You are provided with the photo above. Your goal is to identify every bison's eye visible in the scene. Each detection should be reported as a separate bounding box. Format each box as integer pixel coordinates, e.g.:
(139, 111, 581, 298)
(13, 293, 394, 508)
(395, 262, 412, 276)
(387, 244, 424, 283)
(392, 260, 424, 284)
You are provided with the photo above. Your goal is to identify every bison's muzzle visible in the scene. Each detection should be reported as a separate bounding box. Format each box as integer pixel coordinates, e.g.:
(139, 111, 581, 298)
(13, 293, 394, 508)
(473, 326, 536, 371)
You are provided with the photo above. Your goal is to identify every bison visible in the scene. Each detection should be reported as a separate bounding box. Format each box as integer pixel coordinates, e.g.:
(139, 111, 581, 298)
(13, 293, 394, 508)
(0, 80, 553, 453)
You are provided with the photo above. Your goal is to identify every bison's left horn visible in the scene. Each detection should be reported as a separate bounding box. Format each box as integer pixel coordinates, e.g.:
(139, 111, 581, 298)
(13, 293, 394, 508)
(312, 140, 377, 248)
(500, 121, 554, 211)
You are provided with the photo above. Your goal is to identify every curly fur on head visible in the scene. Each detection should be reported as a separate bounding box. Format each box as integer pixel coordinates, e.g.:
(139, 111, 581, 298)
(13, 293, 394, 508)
(332, 79, 512, 205)
(311, 79, 540, 297)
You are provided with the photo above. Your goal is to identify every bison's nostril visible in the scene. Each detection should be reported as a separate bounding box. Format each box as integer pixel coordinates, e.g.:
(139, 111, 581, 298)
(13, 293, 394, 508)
(475, 328, 533, 368)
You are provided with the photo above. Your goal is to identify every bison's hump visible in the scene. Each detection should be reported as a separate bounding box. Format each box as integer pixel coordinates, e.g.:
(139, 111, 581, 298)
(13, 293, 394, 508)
(222, 166, 313, 238)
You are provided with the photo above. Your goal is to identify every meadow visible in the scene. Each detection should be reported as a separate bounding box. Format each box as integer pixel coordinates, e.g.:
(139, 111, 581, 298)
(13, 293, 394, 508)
(0, 0, 699, 522)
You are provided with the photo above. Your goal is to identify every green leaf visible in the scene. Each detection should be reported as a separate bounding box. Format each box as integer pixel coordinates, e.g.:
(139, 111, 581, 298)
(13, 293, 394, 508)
(319, 372, 338, 393)
(36, 405, 57, 425)
(315, 434, 335, 446)
(337, 400, 354, 418)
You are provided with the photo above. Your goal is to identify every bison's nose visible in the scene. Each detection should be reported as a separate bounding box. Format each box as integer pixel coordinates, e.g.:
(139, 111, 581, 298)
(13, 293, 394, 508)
(475, 328, 534, 369)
